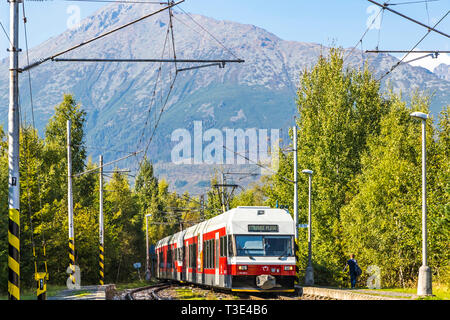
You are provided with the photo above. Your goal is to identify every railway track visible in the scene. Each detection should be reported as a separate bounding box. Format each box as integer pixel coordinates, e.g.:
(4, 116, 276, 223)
(123, 282, 333, 300)
(125, 283, 172, 300)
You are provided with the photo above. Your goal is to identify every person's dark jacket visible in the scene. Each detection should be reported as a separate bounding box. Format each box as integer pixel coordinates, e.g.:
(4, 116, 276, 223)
(347, 259, 357, 274)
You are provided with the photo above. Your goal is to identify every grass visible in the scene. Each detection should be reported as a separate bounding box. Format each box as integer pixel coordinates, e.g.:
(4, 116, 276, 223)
(360, 283, 450, 300)
(114, 279, 159, 292)
(175, 288, 209, 300)
(0, 284, 67, 300)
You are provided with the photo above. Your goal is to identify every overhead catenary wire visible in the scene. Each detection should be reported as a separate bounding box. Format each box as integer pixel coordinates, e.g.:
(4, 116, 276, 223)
(61, 0, 167, 3)
(222, 145, 294, 184)
(386, 0, 440, 5)
(344, 1, 392, 63)
(0, 19, 12, 45)
(19, 0, 185, 72)
(20, 1, 49, 284)
(177, 5, 241, 60)
(74, 150, 144, 177)
(367, 0, 449, 38)
(377, 10, 449, 81)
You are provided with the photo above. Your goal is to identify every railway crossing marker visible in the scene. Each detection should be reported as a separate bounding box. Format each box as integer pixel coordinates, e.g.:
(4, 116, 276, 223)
(134, 263, 142, 281)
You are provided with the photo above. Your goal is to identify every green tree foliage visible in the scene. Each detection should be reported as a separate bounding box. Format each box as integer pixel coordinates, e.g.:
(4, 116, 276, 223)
(264, 49, 449, 288)
(266, 49, 387, 285)
(0, 126, 8, 290)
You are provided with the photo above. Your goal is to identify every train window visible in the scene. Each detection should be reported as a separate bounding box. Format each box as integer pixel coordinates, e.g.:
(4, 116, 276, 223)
(167, 249, 173, 269)
(191, 244, 195, 269)
(224, 236, 228, 257)
(235, 235, 294, 257)
(159, 251, 164, 268)
(220, 236, 228, 257)
(212, 239, 215, 269)
(192, 244, 197, 269)
(228, 235, 234, 257)
(203, 239, 215, 269)
(203, 241, 207, 269)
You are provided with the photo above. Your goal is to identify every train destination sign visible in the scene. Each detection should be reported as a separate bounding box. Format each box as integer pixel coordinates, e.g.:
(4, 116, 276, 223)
(248, 225, 279, 233)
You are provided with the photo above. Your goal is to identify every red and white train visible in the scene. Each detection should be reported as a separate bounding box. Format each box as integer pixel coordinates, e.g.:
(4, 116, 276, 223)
(155, 206, 296, 292)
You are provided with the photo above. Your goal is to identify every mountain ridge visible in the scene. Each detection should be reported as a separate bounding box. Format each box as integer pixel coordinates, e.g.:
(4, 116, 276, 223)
(0, 3, 448, 172)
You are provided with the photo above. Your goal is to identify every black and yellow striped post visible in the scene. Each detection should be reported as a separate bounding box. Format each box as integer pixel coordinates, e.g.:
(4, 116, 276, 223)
(67, 120, 76, 286)
(8, 0, 21, 301)
(99, 244, 105, 285)
(34, 244, 49, 300)
(8, 208, 20, 300)
(99, 155, 104, 285)
(35, 272, 47, 300)
(68, 238, 76, 285)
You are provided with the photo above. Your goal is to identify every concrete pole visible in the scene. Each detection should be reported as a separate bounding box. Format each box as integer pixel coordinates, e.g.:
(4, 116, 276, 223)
(221, 172, 226, 213)
(99, 155, 104, 285)
(67, 120, 76, 285)
(293, 125, 299, 241)
(417, 118, 432, 296)
(145, 214, 151, 281)
(421, 119, 427, 267)
(304, 170, 314, 286)
(7, 0, 20, 301)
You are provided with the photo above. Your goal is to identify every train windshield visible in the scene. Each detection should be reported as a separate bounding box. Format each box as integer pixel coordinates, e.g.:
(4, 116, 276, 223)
(235, 235, 293, 257)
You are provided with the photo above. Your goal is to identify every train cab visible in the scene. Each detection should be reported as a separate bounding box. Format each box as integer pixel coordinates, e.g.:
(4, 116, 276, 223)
(155, 206, 296, 293)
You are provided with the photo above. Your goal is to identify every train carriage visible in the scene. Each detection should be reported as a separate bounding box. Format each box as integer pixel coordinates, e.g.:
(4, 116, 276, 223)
(155, 206, 296, 292)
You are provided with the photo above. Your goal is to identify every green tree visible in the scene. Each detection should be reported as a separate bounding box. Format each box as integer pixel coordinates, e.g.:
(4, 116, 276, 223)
(0, 126, 8, 292)
(340, 94, 448, 287)
(42, 94, 87, 202)
(265, 49, 387, 285)
(104, 170, 142, 283)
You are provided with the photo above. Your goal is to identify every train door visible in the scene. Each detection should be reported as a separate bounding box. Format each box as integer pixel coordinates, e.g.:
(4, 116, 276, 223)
(192, 242, 197, 283)
(215, 232, 220, 286)
(183, 243, 187, 282)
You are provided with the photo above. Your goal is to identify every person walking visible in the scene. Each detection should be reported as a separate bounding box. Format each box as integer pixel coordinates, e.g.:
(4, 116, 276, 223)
(344, 254, 361, 289)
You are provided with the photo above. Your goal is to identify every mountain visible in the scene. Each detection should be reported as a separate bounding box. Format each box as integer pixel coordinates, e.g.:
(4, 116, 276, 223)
(0, 3, 449, 193)
(434, 63, 450, 82)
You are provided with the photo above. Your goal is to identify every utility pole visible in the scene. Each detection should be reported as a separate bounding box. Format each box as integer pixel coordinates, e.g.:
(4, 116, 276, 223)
(145, 214, 151, 281)
(293, 125, 299, 241)
(221, 172, 226, 212)
(200, 194, 205, 221)
(303, 169, 314, 286)
(410, 112, 432, 296)
(8, 0, 20, 301)
(67, 120, 76, 286)
(99, 155, 104, 286)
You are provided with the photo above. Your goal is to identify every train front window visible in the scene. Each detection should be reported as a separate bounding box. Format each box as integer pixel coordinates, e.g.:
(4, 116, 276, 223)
(235, 235, 293, 257)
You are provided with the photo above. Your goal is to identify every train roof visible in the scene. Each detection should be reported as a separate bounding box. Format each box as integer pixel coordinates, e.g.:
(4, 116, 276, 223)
(155, 207, 294, 249)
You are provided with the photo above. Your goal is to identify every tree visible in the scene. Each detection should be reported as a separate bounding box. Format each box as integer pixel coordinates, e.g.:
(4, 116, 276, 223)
(265, 48, 387, 285)
(341, 95, 448, 287)
(42, 94, 87, 202)
(104, 170, 141, 283)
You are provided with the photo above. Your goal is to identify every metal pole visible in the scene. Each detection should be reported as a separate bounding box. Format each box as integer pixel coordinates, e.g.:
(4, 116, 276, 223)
(99, 155, 104, 285)
(67, 120, 76, 286)
(304, 170, 314, 286)
(417, 118, 432, 295)
(293, 125, 299, 241)
(421, 119, 427, 267)
(221, 173, 226, 213)
(145, 214, 150, 281)
(8, 0, 20, 301)
(307, 174, 312, 266)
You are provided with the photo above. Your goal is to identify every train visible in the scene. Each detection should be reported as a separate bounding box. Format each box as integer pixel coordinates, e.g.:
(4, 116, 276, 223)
(155, 206, 296, 292)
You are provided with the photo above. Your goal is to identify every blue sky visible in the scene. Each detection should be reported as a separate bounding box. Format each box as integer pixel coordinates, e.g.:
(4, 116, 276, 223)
(0, 0, 449, 70)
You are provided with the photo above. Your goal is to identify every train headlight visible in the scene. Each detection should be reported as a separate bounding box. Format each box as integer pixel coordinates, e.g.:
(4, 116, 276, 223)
(284, 266, 294, 271)
(238, 265, 248, 271)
